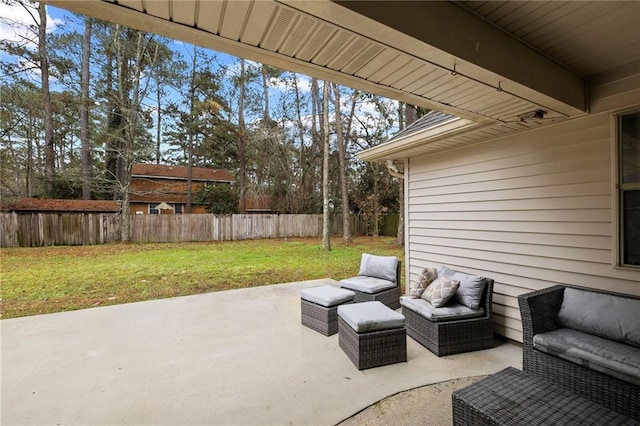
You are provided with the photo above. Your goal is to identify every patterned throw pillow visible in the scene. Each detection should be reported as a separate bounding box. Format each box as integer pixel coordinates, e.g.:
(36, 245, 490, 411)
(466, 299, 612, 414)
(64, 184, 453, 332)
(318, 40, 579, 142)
(410, 267, 438, 298)
(421, 277, 460, 308)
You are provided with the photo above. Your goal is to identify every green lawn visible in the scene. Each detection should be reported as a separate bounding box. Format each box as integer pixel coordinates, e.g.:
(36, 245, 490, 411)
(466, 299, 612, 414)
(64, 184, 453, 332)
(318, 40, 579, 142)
(0, 236, 403, 319)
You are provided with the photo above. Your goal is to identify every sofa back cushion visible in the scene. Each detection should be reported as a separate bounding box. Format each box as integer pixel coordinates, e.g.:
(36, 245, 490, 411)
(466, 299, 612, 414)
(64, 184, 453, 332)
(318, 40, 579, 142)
(436, 266, 487, 310)
(358, 253, 398, 283)
(557, 287, 640, 347)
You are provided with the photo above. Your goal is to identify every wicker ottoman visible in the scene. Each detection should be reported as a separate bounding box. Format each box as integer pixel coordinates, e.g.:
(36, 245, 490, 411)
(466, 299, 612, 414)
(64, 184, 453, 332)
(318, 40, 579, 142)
(300, 285, 355, 336)
(337, 301, 406, 370)
(452, 367, 635, 425)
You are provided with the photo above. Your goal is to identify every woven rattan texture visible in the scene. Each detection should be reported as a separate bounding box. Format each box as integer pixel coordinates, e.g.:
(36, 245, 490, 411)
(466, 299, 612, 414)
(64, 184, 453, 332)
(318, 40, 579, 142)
(452, 367, 636, 425)
(301, 299, 354, 336)
(518, 285, 640, 420)
(351, 285, 401, 309)
(403, 279, 494, 356)
(338, 317, 406, 370)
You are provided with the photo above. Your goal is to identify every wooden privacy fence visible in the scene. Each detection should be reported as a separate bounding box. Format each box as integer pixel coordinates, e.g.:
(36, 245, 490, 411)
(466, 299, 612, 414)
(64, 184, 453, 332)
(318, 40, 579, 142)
(1, 213, 374, 247)
(130, 214, 326, 243)
(0, 212, 121, 247)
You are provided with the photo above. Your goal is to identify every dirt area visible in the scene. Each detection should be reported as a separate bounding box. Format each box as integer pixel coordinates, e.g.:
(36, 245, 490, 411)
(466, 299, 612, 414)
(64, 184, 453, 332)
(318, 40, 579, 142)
(338, 376, 486, 426)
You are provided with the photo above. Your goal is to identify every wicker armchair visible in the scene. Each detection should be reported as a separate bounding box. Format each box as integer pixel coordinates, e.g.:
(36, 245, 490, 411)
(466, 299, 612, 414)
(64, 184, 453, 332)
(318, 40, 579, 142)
(518, 285, 640, 420)
(402, 278, 494, 356)
(339, 254, 402, 310)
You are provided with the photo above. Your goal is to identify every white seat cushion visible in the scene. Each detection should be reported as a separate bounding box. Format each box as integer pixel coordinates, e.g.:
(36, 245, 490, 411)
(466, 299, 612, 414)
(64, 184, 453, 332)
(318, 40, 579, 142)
(339, 276, 396, 294)
(300, 285, 355, 307)
(338, 301, 405, 333)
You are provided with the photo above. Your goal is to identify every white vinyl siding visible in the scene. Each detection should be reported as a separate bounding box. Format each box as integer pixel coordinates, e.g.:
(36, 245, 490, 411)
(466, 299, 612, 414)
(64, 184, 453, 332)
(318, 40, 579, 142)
(407, 112, 640, 343)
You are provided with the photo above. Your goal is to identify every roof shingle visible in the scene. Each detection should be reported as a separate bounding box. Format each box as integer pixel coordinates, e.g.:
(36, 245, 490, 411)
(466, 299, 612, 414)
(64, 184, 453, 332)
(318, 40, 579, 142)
(387, 111, 457, 143)
(7, 199, 121, 213)
(131, 164, 234, 182)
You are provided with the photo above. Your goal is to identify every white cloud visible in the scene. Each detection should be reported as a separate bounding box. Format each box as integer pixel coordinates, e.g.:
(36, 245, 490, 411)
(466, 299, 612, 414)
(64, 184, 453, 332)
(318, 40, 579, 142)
(269, 73, 312, 94)
(0, 1, 62, 46)
(222, 58, 261, 78)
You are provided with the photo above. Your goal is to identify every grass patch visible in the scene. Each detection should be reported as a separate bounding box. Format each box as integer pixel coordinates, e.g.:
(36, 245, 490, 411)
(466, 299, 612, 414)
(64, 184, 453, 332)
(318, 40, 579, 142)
(0, 236, 403, 319)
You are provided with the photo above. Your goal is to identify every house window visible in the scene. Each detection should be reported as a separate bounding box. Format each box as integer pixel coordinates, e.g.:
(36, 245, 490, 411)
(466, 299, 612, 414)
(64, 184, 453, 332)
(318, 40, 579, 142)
(174, 204, 183, 214)
(618, 111, 640, 267)
(149, 204, 159, 215)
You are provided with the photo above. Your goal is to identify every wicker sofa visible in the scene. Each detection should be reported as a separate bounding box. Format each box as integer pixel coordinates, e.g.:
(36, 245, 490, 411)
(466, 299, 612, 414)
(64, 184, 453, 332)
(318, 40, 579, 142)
(518, 285, 640, 420)
(400, 266, 494, 356)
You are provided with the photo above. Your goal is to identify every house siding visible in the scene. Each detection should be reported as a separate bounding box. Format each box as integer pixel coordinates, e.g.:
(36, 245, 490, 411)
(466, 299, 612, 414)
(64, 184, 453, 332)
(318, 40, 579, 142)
(407, 111, 640, 342)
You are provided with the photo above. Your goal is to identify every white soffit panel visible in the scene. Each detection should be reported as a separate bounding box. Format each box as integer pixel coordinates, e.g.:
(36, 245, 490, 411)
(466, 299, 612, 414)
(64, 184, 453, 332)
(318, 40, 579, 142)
(143, 0, 169, 21)
(115, 0, 143, 13)
(239, 1, 277, 46)
(171, 0, 196, 26)
(196, 1, 223, 34)
(286, 1, 587, 115)
(219, 1, 253, 42)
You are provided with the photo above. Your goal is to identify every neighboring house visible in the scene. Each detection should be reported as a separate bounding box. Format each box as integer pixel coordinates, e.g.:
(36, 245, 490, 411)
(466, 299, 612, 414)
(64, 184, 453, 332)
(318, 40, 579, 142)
(130, 164, 234, 214)
(244, 190, 273, 214)
(42, 1, 640, 343)
(6, 198, 120, 214)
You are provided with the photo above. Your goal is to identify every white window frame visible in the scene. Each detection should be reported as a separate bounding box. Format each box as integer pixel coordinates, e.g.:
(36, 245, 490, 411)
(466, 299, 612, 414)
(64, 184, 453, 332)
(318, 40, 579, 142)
(612, 108, 640, 269)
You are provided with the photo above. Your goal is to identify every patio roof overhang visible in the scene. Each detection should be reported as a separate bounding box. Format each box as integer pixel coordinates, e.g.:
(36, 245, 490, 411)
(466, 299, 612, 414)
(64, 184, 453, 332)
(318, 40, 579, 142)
(358, 115, 484, 162)
(44, 0, 640, 158)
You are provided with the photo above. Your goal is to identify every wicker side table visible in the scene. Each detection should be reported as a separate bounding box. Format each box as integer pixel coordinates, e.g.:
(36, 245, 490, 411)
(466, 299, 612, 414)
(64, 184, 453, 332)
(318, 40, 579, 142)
(452, 367, 636, 426)
(300, 285, 355, 336)
(337, 301, 406, 370)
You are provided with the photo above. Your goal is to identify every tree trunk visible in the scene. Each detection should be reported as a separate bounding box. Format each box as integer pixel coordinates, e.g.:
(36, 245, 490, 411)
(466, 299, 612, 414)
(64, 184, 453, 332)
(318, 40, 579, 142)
(332, 83, 351, 243)
(155, 52, 162, 164)
(322, 81, 331, 251)
(373, 163, 379, 237)
(310, 78, 321, 213)
(237, 59, 247, 213)
(293, 74, 306, 214)
(80, 17, 92, 200)
(120, 31, 145, 242)
(261, 65, 270, 121)
(38, 3, 55, 196)
(26, 136, 33, 197)
(186, 47, 197, 214)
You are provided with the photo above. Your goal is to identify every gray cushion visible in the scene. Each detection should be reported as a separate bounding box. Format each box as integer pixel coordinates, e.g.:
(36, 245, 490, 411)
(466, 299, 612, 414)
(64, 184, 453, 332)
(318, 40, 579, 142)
(436, 266, 487, 310)
(339, 276, 396, 294)
(533, 328, 640, 386)
(557, 288, 640, 347)
(338, 301, 405, 333)
(436, 265, 456, 277)
(358, 253, 398, 283)
(300, 285, 355, 307)
(400, 296, 484, 322)
(410, 267, 437, 298)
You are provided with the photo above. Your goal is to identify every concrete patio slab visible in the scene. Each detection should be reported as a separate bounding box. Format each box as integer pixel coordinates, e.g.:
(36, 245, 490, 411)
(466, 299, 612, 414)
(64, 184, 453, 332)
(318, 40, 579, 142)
(1, 279, 521, 425)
